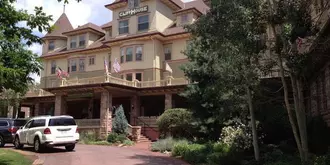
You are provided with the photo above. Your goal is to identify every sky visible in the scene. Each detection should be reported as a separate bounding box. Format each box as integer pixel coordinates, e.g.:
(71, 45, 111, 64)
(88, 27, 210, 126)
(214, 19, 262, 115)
(14, 0, 192, 83)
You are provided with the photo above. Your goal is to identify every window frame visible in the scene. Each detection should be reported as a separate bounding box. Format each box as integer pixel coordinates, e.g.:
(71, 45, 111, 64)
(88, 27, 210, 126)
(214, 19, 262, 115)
(126, 47, 133, 62)
(164, 44, 172, 61)
(135, 45, 143, 61)
(119, 20, 129, 35)
(51, 61, 56, 75)
(138, 15, 149, 31)
(70, 37, 77, 49)
(70, 59, 77, 72)
(79, 35, 86, 47)
(135, 72, 143, 81)
(89, 56, 95, 65)
(48, 40, 55, 51)
(79, 58, 85, 71)
(181, 14, 189, 24)
(128, 0, 139, 9)
(126, 73, 133, 81)
(30, 119, 46, 128)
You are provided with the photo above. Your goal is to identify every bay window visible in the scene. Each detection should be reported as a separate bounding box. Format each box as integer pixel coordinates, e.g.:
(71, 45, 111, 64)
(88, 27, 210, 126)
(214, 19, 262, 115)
(126, 73, 133, 81)
(135, 46, 143, 61)
(126, 47, 133, 62)
(164, 45, 172, 60)
(48, 41, 55, 51)
(79, 59, 85, 71)
(70, 59, 77, 72)
(135, 73, 142, 81)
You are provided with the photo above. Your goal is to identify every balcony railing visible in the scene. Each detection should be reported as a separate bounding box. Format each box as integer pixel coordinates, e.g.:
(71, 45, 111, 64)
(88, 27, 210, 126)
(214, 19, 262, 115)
(24, 75, 190, 98)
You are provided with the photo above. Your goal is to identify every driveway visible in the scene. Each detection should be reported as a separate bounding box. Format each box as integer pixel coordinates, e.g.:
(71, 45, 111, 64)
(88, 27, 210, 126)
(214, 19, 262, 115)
(11, 144, 189, 165)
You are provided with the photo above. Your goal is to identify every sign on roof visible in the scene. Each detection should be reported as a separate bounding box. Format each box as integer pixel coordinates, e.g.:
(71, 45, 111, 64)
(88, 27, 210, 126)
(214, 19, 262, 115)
(119, 6, 148, 18)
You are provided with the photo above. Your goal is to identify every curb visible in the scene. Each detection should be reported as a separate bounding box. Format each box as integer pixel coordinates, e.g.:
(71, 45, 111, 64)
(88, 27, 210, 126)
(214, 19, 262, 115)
(32, 159, 44, 165)
(6, 148, 44, 165)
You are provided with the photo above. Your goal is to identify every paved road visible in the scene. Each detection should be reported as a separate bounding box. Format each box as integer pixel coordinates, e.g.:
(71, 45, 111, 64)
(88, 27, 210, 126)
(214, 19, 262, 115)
(14, 144, 189, 165)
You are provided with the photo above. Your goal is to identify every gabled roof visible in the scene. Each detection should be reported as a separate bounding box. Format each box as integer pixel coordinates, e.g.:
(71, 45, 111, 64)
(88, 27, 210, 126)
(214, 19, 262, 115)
(62, 23, 105, 36)
(101, 21, 112, 29)
(43, 13, 73, 39)
(174, 0, 209, 15)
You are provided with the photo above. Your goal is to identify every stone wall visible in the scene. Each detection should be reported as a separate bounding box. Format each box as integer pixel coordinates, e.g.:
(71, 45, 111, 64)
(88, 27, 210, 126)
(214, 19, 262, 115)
(100, 91, 112, 138)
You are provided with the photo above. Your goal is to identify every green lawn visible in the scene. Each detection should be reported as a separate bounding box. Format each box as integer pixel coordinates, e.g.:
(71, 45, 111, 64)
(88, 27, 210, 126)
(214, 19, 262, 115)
(0, 149, 32, 165)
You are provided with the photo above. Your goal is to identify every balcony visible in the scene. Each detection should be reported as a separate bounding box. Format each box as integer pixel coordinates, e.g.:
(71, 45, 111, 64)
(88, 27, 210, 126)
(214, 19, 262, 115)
(24, 74, 190, 98)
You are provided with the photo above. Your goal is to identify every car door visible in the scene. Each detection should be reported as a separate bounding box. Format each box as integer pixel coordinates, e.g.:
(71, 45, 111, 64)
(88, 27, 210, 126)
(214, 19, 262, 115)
(27, 119, 46, 144)
(20, 120, 32, 144)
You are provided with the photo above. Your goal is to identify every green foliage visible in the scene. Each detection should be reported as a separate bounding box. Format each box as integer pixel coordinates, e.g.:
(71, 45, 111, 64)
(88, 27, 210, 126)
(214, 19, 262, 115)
(151, 137, 189, 152)
(0, 0, 52, 93)
(107, 132, 127, 143)
(156, 108, 194, 139)
(123, 139, 134, 146)
(112, 105, 128, 135)
(80, 130, 98, 143)
(87, 141, 111, 146)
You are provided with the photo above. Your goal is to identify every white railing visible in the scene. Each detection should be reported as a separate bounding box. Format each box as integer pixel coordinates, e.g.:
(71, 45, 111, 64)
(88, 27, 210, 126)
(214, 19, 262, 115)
(75, 119, 101, 128)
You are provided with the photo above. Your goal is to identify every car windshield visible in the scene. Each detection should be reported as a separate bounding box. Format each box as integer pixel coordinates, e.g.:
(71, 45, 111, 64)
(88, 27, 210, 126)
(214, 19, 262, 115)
(48, 118, 76, 126)
(13, 120, 26, 126)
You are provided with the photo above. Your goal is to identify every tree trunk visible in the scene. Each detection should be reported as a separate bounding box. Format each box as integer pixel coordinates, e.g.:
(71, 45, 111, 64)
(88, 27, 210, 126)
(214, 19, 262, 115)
(297, 78, 309, 162)
(246, 86, 260, 161)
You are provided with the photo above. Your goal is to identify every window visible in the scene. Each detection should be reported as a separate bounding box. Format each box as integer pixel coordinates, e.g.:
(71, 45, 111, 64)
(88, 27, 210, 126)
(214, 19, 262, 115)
(31, 119, 46, 128)
(126, 47, 133, 62)
(70, 59, 77, 72)
(181, 14, 189, 24)
(128, 0, 139, 9)
(0, 121, 8, 127)
(135, 73, 142, 81)
(48, 41, 55, 51)
(136, 46, 143, 61)
(48, 118, 76, 126)
(51, 61, 56, 74)
(13, 120, 26, 127)
(120, 75, 124, 79)
(120, 48, 125, 63)
(138, 15, 149, 31)
(89, 56, 95, 65)
(119, 20, 129, 34)
(164, 45, 172, 60)
(79, 59, 85, 71)
(126, 73, 133, 81)
(108, 30, 112, 37)
(79, 35, 86, 47)
(70, 37, 77, 48)
(24, 121, 33, 129)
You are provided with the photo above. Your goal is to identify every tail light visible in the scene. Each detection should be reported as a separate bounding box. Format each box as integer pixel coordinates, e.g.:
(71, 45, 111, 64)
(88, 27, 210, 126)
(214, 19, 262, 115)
(8, 127, 17, 133)
(76, 127, 79, 133)
(44, 128, 51, 134)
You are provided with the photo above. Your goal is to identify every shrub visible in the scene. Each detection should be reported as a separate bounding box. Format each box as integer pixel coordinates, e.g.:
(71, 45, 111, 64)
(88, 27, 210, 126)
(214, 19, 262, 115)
(80, 130, 98, 143)
(89, 141, 111, 145)
(181, 144, 207, 164)
(107, 132, 127, 143)
(123, 139, 134, 146)
(112, 105, 128, 135)
(151, 137, 189, 152)
(171, 141, 190, 157)
(157, 108, 194, 139)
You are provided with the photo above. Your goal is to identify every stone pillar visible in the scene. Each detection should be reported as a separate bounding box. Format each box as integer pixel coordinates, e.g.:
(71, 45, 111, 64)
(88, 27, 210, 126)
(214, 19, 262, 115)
(165, 93, 172, 110)
(55, 95, 66, 116)
(100, 91, 112, 138)
(34, 103, 40, 116)
(130, 96, 140, 125)
(131, 126, 141, 142)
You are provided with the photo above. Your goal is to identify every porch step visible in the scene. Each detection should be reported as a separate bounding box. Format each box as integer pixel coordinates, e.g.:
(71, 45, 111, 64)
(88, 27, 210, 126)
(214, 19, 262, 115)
(138, 134, 152, 143)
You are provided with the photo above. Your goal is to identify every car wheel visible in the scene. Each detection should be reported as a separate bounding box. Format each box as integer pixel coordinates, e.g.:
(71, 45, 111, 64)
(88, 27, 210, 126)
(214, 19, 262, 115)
(65, 144, 75, 151)
(14, 136, 23, 149)
(0, 136, 4, 147)
(34, 137, 43, 153)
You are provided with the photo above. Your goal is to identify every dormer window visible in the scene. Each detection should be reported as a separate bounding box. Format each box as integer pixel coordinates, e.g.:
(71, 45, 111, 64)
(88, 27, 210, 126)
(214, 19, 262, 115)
(70, 37, 77, 49)
(181, 14, 189, 24)
(48, 41, 55, 51)
(128, 0, 139, 9)
(79, 35, 86, 47)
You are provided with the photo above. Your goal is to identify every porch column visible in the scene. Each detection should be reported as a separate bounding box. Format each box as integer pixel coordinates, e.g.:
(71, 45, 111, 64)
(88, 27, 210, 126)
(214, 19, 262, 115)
(55, 95, 66, 116)
(165, 93, 172, 110)
(100, 91, 112, 138)
(34, 102, 40, 116)
(130, 95, 140, 125)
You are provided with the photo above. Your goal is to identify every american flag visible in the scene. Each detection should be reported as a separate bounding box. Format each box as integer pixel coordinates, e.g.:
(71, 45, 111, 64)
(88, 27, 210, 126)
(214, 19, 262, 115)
(113, 58, 121, 73)
(56, 67, 69, 79)
(104, 59, 109, 74)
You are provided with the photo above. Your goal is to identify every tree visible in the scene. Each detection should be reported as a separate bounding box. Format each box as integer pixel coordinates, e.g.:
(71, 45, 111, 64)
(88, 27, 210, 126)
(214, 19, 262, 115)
(112, 105, 128, 135)
(0, 0, 53, 93)
(182, 0, 269, 161)
(0, 88, 23, 118)
(263, 0, 317, 163)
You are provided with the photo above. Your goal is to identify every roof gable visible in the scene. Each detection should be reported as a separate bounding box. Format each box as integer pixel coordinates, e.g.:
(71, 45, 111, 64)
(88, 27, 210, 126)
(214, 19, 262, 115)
(62, 23, 105, 36)
(44, 13, 73, 39)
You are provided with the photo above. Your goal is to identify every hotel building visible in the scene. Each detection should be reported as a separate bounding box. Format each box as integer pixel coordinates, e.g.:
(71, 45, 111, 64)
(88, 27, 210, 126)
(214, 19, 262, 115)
(21, 0, 209, 140)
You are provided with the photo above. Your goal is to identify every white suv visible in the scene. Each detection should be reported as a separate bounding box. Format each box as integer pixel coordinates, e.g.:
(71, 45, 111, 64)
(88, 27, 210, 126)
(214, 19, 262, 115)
(14, 115, 80, 152)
